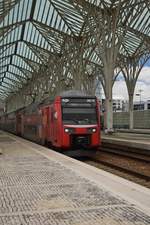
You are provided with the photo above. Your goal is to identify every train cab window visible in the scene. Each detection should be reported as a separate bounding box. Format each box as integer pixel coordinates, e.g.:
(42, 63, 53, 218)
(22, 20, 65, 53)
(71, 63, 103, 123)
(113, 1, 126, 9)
(62, 107, 97, 125)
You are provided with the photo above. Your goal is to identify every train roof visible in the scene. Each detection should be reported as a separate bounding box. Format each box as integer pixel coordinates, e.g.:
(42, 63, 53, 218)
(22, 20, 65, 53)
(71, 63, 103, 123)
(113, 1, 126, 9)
(1, 91, 96, 116)
(23, 101, 42, 114)
(0, 106, 26, 117)
(59, 90, 95, 98)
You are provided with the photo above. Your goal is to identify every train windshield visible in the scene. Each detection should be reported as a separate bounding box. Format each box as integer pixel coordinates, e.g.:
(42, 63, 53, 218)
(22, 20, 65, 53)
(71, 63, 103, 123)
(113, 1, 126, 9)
(62, 98, 97, 125)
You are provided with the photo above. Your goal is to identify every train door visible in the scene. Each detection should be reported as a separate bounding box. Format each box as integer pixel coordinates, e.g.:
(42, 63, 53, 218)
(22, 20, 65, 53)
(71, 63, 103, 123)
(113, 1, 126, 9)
(49, 107, 54, 144)
(16, 113, 22, 136)
(46, 107, 51, 143)
(53, 108, 59, 146)
(48, 105, 57, 147)
(41, 107, 46, 144)
(41, 106, 51, 144)
(53, 102, 62, 147)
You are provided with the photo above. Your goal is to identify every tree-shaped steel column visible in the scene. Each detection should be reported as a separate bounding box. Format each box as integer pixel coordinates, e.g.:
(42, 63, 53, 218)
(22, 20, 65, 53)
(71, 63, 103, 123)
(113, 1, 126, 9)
(121, 53, 150, 129)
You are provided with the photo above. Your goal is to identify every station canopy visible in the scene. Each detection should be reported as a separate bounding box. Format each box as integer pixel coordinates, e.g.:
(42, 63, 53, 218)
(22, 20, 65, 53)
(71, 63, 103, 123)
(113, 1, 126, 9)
(0, 0, 150, 100)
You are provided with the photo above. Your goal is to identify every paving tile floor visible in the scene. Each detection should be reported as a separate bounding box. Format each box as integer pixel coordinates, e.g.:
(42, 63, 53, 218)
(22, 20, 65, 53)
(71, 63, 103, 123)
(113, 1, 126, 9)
(0, 132, 150, 225)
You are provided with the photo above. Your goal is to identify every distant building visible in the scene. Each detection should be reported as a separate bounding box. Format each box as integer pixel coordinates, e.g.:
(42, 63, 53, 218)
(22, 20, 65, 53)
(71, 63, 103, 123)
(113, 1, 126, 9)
(99, 98, 150, 113)
(134, 100, 150, 111)
(100, 97, 128, 112)
(113, 99, 150, 112)
(113, 97, 128, 112)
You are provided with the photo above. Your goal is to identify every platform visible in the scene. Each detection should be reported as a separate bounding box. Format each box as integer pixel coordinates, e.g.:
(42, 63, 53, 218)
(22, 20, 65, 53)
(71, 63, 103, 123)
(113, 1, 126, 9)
(116, 129, 150, 134)
(102, 131, 150, 151)
(0, 130, 150, 225)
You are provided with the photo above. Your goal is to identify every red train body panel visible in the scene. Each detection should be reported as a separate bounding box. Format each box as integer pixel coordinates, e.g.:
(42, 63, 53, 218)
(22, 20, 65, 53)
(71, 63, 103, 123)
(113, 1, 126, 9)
(0, 92, 101, 156)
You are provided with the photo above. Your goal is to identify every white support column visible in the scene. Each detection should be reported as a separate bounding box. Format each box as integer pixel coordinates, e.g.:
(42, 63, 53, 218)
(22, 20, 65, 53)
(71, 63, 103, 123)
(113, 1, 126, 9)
(121, 54, 150, 130)
(128, 93, 134, 130)
(103, 62, 114, 132)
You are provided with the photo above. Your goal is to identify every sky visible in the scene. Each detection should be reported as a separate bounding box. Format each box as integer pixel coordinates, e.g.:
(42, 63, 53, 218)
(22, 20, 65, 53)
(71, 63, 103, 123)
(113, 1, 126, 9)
(113, 65, 150, 102)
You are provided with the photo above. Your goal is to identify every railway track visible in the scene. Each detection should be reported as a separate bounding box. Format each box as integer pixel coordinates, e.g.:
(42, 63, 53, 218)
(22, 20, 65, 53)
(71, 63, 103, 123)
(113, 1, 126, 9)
(99, 147, 150, 163)
(82, 144, 150, 188)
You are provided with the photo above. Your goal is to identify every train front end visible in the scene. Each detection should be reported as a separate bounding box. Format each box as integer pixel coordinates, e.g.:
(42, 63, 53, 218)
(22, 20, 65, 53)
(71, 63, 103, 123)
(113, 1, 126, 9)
(60, 95, 101, 155)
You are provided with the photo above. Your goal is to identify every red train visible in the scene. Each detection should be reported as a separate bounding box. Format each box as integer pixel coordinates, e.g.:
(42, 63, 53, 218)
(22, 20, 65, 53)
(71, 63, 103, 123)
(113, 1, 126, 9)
(0, 91, 101, 156)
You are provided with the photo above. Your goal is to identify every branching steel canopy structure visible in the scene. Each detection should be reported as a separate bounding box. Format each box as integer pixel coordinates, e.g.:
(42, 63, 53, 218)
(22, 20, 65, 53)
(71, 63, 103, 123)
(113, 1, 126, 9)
(0, 0, 150, 101)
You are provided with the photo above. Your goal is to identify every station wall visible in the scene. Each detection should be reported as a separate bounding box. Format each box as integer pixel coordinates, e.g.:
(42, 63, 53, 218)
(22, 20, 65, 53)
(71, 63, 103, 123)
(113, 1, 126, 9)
(113, 110, 150, 129)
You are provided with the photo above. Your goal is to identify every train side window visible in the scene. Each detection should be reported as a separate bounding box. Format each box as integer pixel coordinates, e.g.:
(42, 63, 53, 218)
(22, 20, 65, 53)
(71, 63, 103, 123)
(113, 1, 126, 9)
(54, 111, 58, 120)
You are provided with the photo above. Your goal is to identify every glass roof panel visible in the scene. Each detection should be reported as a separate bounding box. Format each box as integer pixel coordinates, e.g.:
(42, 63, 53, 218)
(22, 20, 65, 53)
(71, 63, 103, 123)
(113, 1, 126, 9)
(0, 24, 22, 47)
(0, 0, 32, 28)
(0, 0, 149, 100)
(9, 65, 27, 78)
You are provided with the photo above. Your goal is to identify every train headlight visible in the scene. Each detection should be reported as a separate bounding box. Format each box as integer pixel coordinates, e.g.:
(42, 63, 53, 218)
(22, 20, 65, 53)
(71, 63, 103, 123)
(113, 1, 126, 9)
(64, 128, 75, 133)
(88, 128, 96, 133)
(65, 128, 69, 133)
(92, 128, 96, 132)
